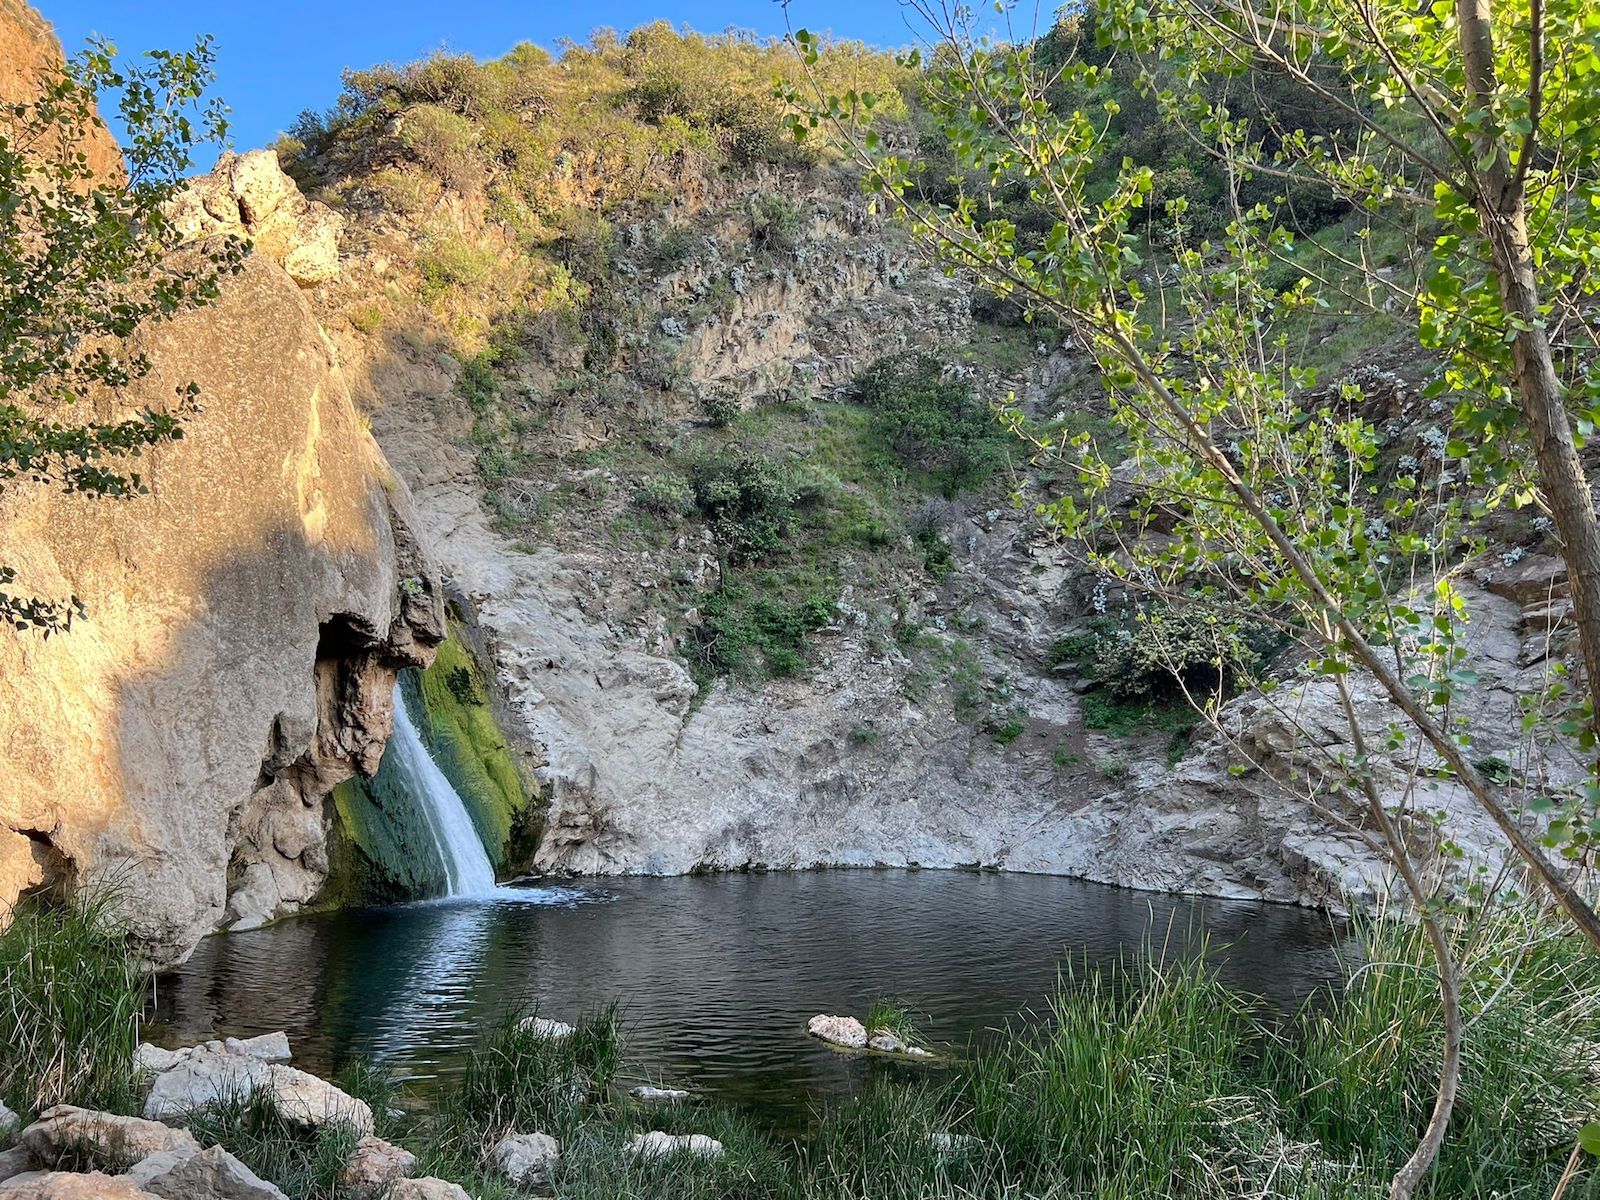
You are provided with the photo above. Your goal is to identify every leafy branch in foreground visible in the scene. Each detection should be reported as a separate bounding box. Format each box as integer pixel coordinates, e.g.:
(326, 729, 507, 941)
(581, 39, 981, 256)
(785, 0, 1600, 1193)
(0, 34, 242, 633)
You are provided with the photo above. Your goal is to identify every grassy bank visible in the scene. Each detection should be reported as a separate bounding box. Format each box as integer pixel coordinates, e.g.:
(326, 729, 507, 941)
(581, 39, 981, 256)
(2, 896, 1596, 1198)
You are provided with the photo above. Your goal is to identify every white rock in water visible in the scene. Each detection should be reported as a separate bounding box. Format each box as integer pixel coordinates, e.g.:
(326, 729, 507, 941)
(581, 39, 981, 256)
(807, 1014, 867, 1048)
(490, 1131, 560, 1186)
(517, 1016, 575, 1040)
(904, 1045, 936, 1059)
(627, 1131, 724, 1160)
(866, 1029, 907, 1054)
(629, 1086, 691, 1102)
(128, 1144, 288, 1200)
(19, 1106, 198, 1165)
(386, 1180, 473, 1200)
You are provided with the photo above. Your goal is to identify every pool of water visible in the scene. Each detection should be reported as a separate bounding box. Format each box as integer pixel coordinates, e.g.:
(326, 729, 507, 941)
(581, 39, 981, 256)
(150, 871, 1348, 1120)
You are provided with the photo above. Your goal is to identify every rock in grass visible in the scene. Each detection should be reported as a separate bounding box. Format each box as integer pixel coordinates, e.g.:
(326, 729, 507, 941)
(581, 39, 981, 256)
(127, 1144, 288, 1200)
(338, 1136, 416, 1196)
(385, 1180, 473, 1200)
(142, 1052, 373, 1136)
(807, 1015, 867, 1049)
(0, 1148, 27, 1185)
(866, 1029, 907, 1054)
(490, 1131, 560, 1186)
(627, 1131, 724, 1160)
(19, 1106, 198, 1167)
(136, 1034, 292, 1076)
(0, 1171, 160, 1198)
(516, 1016, 575, 1040)
(629, 1086, 691, 1102)
(928, 1132, 981, 1156)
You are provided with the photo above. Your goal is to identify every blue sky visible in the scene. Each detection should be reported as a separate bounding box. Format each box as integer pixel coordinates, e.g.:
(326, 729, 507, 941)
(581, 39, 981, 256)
(37, 1, 924, 163)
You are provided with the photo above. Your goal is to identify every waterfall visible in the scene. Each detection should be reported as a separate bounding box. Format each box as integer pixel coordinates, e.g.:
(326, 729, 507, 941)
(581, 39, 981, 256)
(387, 682, 498, 897)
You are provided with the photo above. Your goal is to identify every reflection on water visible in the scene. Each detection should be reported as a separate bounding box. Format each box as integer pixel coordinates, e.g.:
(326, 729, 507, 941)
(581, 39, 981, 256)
(151, 871, 1348, 1118)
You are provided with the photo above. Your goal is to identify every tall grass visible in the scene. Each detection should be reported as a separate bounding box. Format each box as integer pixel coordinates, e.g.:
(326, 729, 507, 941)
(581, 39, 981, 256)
(185, 1088, 363, 1200)
(423, 1006, 623, 1168)
(0, 893, 148, 1120)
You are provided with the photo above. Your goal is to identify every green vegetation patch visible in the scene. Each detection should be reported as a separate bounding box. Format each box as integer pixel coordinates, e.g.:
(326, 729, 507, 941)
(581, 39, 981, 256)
(0, 894, 146, 1121)
(412, 632, 536, 867)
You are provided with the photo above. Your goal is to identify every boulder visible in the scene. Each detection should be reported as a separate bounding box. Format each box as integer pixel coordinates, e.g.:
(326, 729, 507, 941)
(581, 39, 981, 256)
(0, 1172, 159, 1198)
(17, 1107, 197, 1169)
(127, 1145, 288, 1200)
(628, 1086, 690, 1102)
(806, 1015, 867, 1049)
(0, 243, 444, 963)
(169, 150, 343, 287)
(489, 1132, 559, 1186)
(136, 1035, 292, 1077)
(0, 1148, 30, 1184)
(1482, 553, 1569, 604)
(627, 1132, 724, 1160)
(866, 1030, 907, 1054)
(385, 1180, 473, 1200)
(338, 1136, 416, 1196)
(142, 1052, 373, 1136)
(0, 1104, 16, 1147)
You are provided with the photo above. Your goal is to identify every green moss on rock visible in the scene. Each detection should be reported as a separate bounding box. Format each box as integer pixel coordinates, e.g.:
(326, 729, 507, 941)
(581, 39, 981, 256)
(410, 632, 536, 869)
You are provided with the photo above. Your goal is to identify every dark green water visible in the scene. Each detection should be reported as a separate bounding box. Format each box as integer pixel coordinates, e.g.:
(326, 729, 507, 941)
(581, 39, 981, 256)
(151, 871, 1346, 1120)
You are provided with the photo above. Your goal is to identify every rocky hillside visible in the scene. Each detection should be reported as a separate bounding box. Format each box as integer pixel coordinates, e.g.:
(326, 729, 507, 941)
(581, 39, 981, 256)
(0, 4, 445, 962)
(265, 29, 1577, 909)
(2, 9, 1576, 953)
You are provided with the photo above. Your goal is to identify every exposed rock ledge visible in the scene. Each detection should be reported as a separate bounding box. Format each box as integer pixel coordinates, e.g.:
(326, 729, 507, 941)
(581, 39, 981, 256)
(0, 145, 443, 961)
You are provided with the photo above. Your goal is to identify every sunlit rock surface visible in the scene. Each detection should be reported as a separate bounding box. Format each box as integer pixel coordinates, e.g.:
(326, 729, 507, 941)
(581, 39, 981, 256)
(0, 15, 444, 958)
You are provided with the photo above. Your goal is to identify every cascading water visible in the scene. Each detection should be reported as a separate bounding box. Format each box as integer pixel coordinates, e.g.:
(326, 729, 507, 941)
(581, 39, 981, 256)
(387, 682, 498, 897)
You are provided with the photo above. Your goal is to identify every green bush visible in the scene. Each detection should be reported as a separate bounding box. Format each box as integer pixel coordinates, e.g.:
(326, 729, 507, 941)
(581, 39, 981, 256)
(636, 471, 695, 517)
(691, 580, 835, 679)
(1094, 606, 1267, 701)
(398, 104, 482, 191)
(700, 388, 740, 428)
(690, 453, 798, 562)
(853, 353, 1007, 496)
(749, 190, 804, 250)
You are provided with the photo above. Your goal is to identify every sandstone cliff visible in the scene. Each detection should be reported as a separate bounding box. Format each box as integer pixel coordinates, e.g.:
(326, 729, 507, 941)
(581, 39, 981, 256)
(0, 8, 444, 960)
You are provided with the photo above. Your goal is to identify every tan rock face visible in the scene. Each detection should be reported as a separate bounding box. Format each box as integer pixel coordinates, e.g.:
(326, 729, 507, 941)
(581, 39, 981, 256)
(0, 247, 442, 960)
(170, 150, 343, 286)
(0, 0, 124, 184)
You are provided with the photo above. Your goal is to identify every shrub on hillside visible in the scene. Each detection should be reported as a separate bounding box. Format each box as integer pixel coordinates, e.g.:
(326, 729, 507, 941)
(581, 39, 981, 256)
(691, 452, 798, 562)
(398, 104, 482, 192)
(854, 353, 1007, 495)
(1055, 607, 1274, 702)
(701, 387, 741, 427)
(636, 471, 695, 517)
(750, 190, 804, 250)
